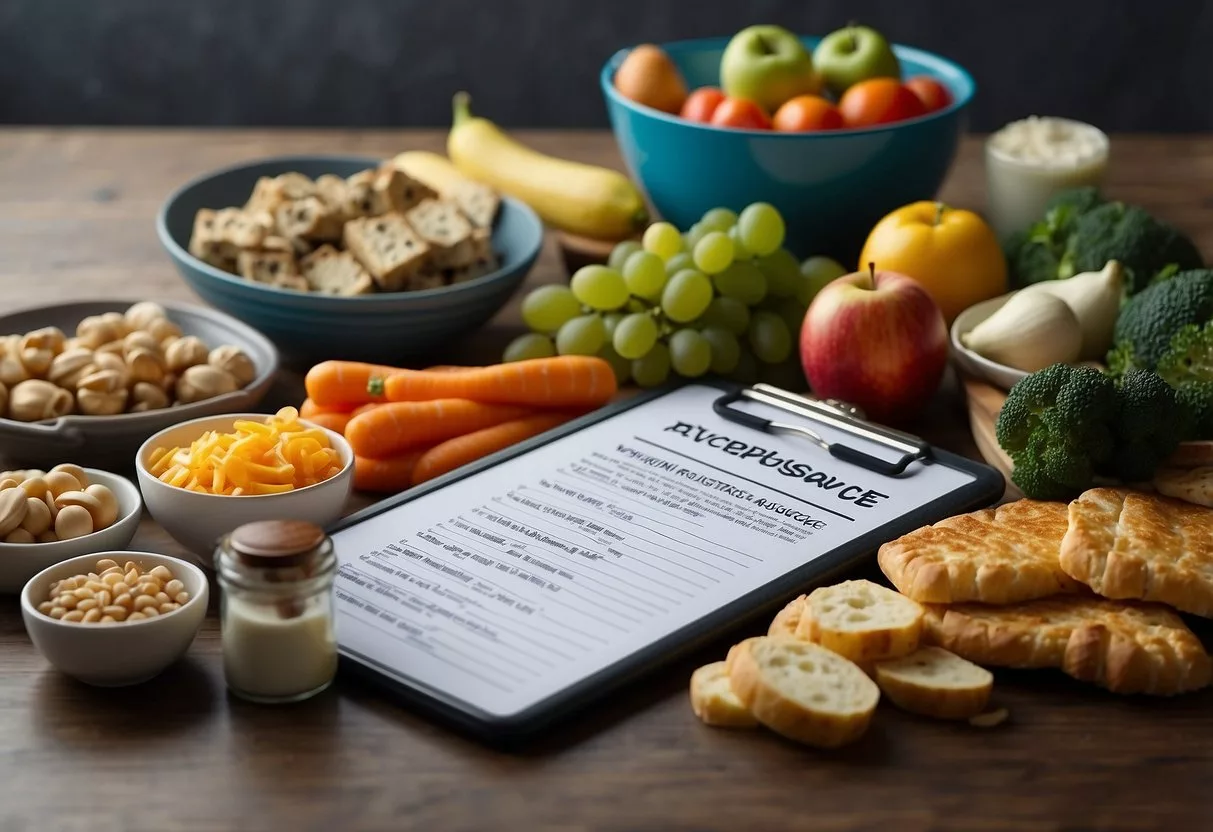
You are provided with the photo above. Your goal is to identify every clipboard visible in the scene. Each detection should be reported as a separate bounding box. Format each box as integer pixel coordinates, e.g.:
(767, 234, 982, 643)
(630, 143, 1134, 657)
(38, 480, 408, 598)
(327, 379, 1004, 744)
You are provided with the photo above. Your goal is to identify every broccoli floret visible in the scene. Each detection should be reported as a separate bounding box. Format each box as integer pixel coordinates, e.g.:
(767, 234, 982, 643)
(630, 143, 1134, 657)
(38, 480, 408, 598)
(995, 363, 1119, 499)
(1064, 203, 1204, 295)
(1109, 269, 1213, 370)
(1105, 370, 1186, 481)
(1154, 321, 1213, 439)
(1006, 207, 1073, 288)
(1044, 186, 1105, 219)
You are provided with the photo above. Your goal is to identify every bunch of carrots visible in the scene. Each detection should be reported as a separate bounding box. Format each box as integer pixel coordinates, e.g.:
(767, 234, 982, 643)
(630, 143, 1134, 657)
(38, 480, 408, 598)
(300, 355, 618, 493)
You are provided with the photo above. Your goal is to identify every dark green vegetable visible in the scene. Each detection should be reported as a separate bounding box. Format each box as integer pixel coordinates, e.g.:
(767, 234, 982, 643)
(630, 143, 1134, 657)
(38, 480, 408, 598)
(1062, 203, 1203, 295)
(1108, 269, 1213, 372)
(1155, 321, 1213, 439)
(995, 363, 1118, 500)
(1107, 369, 1186, 481)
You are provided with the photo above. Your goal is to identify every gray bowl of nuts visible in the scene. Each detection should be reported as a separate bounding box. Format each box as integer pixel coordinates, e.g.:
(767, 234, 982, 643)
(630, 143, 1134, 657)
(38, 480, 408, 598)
(0, 300, 278, 470)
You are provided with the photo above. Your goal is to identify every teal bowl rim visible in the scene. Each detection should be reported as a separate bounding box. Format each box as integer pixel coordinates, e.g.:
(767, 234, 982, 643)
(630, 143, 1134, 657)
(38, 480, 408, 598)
(600, 35, 976, 137)
(155, 153, 544, 308)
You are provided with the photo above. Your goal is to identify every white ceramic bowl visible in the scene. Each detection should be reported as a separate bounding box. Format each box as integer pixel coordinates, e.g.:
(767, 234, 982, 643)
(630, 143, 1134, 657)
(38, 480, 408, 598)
(135, 413, 354, 565)
(0, 468, 143, 593)
(20, 550, 208, 686)
(950, 294, 1028, 391)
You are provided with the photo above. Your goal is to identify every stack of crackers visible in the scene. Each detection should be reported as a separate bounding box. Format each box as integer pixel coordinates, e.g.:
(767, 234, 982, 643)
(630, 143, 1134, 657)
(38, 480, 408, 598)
(188, 166, 500, 296)
(879, 487, 1213, 697)
(689, 487, 1213, 749)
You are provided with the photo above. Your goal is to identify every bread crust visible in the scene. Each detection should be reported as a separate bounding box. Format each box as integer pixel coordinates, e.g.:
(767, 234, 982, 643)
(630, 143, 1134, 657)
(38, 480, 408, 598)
(689, 661, 758, 728)
(727, 637, 878, 748)
(768, 595, 806, 639)
(873, 647, 993, 720)
(1154, 466, 1213, 508)
(921, 596, 1211, 696)
(878, 499, 1082, 604)
(1060, 487, 1213, 617)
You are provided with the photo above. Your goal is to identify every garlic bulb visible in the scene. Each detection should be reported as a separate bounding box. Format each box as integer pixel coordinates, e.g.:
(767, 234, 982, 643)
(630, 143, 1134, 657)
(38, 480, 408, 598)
(1019, 260, 1123, 360)
(961, 291, 1082, 372)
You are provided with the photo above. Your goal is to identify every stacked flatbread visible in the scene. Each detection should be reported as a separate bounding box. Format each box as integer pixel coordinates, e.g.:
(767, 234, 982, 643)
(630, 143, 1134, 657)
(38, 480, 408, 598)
(878, 489, 1213, 696)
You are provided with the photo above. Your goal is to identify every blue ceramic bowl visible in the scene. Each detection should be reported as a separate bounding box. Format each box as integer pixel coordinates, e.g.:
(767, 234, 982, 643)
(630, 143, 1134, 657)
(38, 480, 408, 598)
(601, 36, 975, 261)
(157, 155, 543, 364)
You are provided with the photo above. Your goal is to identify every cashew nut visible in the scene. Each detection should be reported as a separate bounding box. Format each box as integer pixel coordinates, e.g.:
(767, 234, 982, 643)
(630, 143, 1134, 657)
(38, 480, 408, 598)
(76, 387, 128, 416)
(97, 312, 129, 338)
(208, 345, 256, 387)
(47, 349, 97, 388)
(124, 301, 168, 332)
(21, 327, 65, 356)
(175, 365, 238, 403)
(126, 347, 165, 386)
(145, 317, 182, 344)
(77, 369, 125, 394)
(130, 381, 169, 412)
(76, 316, 125, 349)
(20, 347, 54, 376)
(8, 380, 73, 422)
(165, 335, 210, 372)
(0, 354, 29, 387)
(122, 330, 160, 358)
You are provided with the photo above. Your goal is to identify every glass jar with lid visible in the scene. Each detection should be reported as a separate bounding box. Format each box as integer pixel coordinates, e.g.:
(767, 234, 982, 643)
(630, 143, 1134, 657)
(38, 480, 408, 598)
(216, 519, 338, 704)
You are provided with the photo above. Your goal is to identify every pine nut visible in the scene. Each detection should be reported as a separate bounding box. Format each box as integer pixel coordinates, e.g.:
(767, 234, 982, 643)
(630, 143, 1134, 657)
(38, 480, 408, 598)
(127, 611, 146, 621)
(174, 592, 190, 605)
(113, 593, 132, 609)
(148, 565, 172, 582)
(133, 595, 157, 611)
(62, 610, 84, 622)
(72, 587, 94, 600)
(101, 605, 128, 620)
(164, 579, 184, 597)
(141, 606, 160, 618)
(36, 601, 52, 614)
(81, 608, 101, 623)
(95, 559, 119, 571)
(38, 558, 188, 624)
(158, 602, 180, 614)
(49, 606, 66, 619)
(76, 599, 98, 612)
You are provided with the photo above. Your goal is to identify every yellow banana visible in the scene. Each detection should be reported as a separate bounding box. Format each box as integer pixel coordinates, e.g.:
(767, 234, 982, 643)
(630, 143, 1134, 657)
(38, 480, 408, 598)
(390, 150, 472, 197)
(446, 92, 648, 240)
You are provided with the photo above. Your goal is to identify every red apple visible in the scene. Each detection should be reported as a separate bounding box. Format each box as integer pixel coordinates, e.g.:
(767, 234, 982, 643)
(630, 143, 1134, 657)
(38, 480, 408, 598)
(799, 266, 948, 425)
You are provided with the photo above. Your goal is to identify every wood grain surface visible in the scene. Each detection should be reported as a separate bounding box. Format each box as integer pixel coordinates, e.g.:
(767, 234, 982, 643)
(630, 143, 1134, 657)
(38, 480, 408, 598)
(0, 130, 1211, 832)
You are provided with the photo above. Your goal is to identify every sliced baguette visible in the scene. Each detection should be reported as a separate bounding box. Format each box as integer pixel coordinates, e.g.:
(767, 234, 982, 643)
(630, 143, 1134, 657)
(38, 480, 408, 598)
(799, 579, 923, 663)
(768, 595, 807, 639)
(727, 636, 879, 748)
(724, 636, 762, 675)
(689, 661, 758, 729)
(873, 646, 993, 720)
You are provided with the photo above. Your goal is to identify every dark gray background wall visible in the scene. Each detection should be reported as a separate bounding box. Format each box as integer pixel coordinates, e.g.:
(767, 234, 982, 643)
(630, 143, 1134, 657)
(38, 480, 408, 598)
(2, 0, 1210, 131)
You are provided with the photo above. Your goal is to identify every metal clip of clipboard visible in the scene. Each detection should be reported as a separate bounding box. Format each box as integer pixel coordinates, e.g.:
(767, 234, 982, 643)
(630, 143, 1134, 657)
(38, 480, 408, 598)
(711, 383, 933, 477)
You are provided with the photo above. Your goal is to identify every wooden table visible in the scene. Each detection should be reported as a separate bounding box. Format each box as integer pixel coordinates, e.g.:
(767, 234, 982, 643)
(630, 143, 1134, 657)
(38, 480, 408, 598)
(2, 130, 1212, 832)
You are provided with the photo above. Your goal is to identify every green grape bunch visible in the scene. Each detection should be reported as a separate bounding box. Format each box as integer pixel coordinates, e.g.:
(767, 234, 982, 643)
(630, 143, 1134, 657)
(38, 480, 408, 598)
(503, 202, 849, 392)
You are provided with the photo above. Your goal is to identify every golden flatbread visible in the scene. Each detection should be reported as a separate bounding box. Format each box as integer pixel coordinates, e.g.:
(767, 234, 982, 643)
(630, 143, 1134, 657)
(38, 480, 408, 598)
(1152, 467, 1213, 508)
(877, 499, 1083, 604)
(923, 595, 1211, 696)
(1060, 487, 1213, 617)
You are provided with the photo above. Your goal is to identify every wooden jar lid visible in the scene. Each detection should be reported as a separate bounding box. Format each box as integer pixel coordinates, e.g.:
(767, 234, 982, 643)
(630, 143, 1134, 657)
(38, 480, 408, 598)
(228, 520, 326, 568)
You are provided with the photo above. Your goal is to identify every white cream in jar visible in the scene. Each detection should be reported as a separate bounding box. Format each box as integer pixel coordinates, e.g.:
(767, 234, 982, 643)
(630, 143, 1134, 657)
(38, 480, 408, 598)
(985, 116, 1109, 240)
(217, 519, 338, 704)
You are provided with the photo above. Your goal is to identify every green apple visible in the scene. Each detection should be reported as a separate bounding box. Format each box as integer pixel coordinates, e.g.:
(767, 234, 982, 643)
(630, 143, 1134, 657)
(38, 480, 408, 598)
(812, 25, 901, 96)
(720, 25, 821, 114)
(798, 255, 848, 306)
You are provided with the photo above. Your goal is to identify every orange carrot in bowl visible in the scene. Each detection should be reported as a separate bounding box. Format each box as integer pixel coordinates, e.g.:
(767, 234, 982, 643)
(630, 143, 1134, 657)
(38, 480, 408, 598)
(305, 361, 405, 407)
(411, 412, 578, 485)
(383, 356, 617, 408)
(354, 449, 431, 493)
(344, 399, 533, 459)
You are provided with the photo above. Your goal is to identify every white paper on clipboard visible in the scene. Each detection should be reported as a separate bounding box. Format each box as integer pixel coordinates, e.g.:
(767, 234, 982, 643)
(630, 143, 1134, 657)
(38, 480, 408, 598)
(329, 383, 976, 719)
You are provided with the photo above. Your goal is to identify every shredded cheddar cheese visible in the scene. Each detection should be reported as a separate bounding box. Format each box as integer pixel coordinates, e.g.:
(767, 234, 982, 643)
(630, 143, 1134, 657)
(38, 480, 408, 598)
(147, 407, 343, 495)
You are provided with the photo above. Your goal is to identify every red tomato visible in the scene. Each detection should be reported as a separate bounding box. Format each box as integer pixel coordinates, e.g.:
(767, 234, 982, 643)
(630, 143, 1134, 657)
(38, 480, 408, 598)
(838, 78, 928, 128)
(772, 95, 844, 132)
(680, 87, 726, 123)
(709, 97, 772, 130)
(904, 76, 952, 113)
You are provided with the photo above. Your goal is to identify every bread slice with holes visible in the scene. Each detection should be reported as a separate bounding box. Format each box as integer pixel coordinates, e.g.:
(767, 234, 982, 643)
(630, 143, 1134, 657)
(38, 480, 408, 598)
(299, 245, 374, 296)
(343, 212, 431, 292)
(873, 646, 993, 720)
(406, 198, 476, 269)
(798, 580, 924, 663)
(689, 661, 758, 728)
(727, 636, 879, 748)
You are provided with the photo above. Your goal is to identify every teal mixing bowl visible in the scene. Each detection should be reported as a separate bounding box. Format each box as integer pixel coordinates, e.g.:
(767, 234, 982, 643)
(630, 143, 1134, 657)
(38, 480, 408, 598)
(601, 36, 975, 262)
(157, 155, 542, 365)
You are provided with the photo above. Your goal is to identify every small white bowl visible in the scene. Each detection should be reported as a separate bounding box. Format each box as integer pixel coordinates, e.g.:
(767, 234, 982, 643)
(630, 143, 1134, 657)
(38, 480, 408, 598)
(135, 413, 354, 566)
(950, 294, 1029, 391)
(0, 468, 143, 593)
(20, 550, 208, 686)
